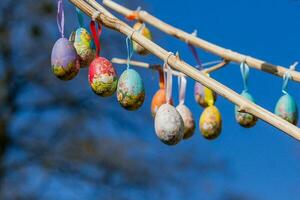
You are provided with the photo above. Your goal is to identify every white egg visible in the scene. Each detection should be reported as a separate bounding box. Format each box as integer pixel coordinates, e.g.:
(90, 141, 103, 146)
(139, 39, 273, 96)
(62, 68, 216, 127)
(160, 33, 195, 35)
(155, 104, 184, 145)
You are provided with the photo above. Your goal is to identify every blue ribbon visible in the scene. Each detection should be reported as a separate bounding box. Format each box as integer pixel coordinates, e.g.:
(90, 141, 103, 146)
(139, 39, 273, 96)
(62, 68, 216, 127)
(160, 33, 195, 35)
(76, 7, 84, 28)
(240, 62, 249, 92)
(126, 36, 134, 69)
(282, 72, 291, 95)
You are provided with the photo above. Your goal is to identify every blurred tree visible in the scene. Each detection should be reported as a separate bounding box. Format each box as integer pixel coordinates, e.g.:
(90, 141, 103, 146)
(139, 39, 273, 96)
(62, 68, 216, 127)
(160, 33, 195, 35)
(0, 0, 251, 200)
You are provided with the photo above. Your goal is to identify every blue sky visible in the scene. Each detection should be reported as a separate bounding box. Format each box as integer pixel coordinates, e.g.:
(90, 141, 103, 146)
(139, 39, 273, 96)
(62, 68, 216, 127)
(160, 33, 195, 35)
(104, 0, 300, 199)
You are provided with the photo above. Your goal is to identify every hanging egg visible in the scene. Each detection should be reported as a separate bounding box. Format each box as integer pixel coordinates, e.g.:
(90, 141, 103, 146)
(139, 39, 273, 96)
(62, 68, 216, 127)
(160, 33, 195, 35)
(155, 104, 184, 145)
(200, 105, 222, 140)
(235, 91, 258, 128)
(70, 28, 95, 67)
(151, 89, 174, 117)
(194, 82, 217, 107)
(176, 104, 195, 140)
(88, 57, 118, 97)
(132, 22, 152, 55)
(117, 69, 145, 110)
(51, 38, 80, 80)
(275, 94, 298, 125)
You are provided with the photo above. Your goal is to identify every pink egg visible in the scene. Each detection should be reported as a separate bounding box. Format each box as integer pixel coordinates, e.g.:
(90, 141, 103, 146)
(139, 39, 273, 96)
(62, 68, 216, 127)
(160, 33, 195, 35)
(88, 57, 118, 97)
(176, 104, 195, 139)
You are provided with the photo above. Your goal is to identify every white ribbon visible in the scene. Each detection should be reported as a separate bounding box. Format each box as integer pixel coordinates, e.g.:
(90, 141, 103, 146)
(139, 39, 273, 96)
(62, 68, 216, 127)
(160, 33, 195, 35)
(178, 73, 187, 105)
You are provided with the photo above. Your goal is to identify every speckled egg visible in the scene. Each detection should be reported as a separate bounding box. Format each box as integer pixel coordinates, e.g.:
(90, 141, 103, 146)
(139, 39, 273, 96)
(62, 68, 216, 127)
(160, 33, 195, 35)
(176, 104, 195, 140)
(155, 104, 184, 145)
(194, 82, 217, 107)
(275, 94, 298, 125)
(235, 91, 258, 128)
(88, 57, 117, 97)
(117, 69, 145, 110)
(70, 28, 95, 67)
(151, 89, 173, 117)
(132, 22, 152, 55)
(199, 105, 222, 140)
(51, 38, 80, 80)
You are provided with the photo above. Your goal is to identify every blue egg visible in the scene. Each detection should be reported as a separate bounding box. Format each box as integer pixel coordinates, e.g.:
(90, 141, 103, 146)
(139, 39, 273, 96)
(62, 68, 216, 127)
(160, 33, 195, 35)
(275, 94, 298, 125)
(235, 91, 258, 128)
(117, 69, 145, 110)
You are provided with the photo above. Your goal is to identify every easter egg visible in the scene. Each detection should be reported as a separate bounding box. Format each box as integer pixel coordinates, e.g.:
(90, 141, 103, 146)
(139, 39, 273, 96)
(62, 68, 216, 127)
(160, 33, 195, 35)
(200, 105, 222, 140)
(70, 28, 95, 67)
(176, 104, 195, 139)
(132, 22, 152, 55)
(51, 38, 80, 80)
(117, 69, 145, 110)
(151, 89, 174, 117)
(88, 57, 118, 97)
(275, 94, 298, 125)
(155, 104, 184, 145)
(235, 91, 258, 128)
(194, 82, 217, 107)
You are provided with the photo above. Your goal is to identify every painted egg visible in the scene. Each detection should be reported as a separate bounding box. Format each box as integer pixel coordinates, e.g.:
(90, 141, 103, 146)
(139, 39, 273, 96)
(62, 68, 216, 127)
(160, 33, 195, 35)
(70, 28, 95, 67)
(155, 104, 184, 145)
(194, 82, 217, 107)
(117, 69, 145, 110)
(51, 38, 80, 80)
(132, 22, 152, 55)
(275, 94, 298, 125)
(151, 89, 173, 117)
(235, 91, 258, 128)
(200, 105, 222, 140)
(176, 104, 195, 140)
(88, 57, 118, 97)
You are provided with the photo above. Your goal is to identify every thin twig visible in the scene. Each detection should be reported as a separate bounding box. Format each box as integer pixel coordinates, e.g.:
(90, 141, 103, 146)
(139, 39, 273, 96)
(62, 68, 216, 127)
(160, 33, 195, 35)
(111, 58, 227, 76)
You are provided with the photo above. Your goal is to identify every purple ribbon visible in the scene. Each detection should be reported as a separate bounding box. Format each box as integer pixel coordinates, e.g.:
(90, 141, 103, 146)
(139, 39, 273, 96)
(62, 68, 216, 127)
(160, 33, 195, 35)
(188, 44, 202, 70)
(57, 0, 65, 38)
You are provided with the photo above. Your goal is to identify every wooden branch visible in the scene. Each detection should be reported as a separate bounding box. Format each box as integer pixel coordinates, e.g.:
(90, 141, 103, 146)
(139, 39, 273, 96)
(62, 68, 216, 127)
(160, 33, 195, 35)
(111, 58, 229, 75)
(202, 60, 229, 74)
(111, 58, 183, 76)
(102, 0, 300, 82)
(69, 0, 300, 141)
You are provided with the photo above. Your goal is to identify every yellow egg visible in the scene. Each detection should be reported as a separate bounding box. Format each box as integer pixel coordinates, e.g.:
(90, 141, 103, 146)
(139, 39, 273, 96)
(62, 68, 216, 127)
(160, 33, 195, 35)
(194, 82, 217, 108)
(199, 105, 222, 140)
(132, 22, 152, 55)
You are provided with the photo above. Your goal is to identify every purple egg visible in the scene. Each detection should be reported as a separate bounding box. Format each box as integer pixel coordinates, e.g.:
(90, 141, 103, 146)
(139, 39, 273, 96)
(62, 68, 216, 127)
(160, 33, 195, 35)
(51, 38, 80, 80)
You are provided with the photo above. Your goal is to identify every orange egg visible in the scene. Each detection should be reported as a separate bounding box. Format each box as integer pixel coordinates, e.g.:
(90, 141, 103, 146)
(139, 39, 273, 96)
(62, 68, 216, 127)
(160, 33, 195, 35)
(151, 89, 173, 117)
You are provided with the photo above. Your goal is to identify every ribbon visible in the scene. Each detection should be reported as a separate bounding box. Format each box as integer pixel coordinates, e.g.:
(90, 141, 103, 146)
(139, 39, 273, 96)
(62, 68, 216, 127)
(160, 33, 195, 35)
(90, 18, 102, 57)
(126, 36, 134, 69)
(240, 62, 249, 92)
(282, 62, 298, 94)
(158, 68, 165, 89)
(125, 23, 145, 69)
(163, 54, 173, 104)
(57, 0, 64, 38)
(187, 31, 202, 69)
(178, 74, 187, 105)
(188, 44, 202, 69)
(76, 7, 84, 28)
